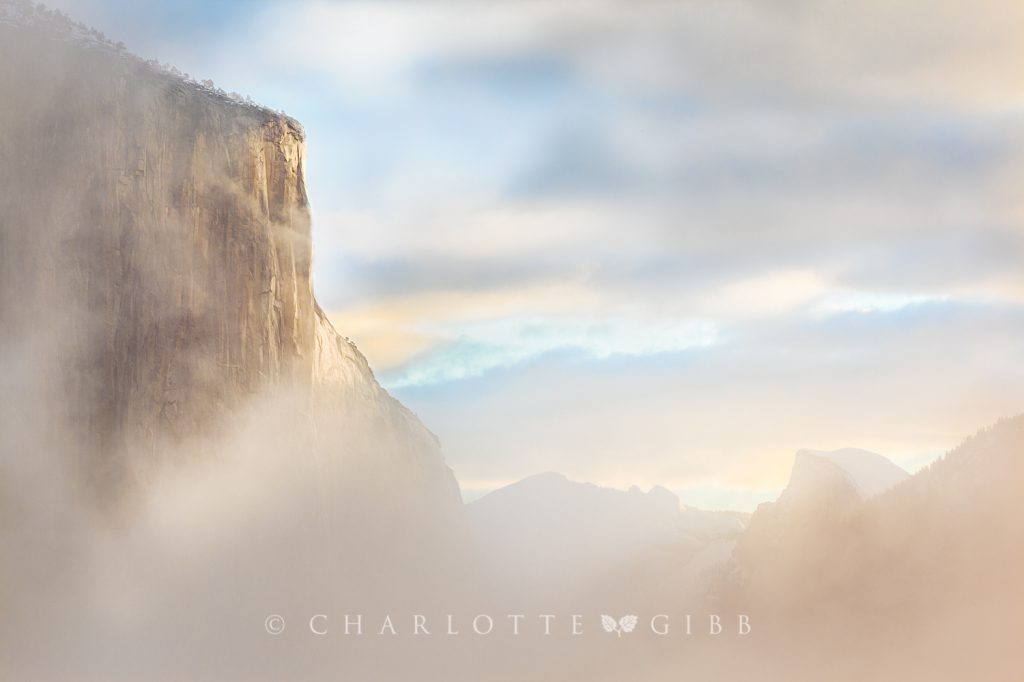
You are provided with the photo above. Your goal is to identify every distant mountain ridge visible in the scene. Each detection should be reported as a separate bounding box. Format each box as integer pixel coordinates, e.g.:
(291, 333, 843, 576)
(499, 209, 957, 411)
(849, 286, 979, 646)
(468, 472, 746, 604)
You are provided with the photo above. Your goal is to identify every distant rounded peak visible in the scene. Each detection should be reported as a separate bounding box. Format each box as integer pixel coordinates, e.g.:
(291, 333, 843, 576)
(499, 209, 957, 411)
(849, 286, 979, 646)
(647, 484, 681, 505)
(789, 447, 909, 499)
(487, 471, 570, 496)
(797, 446, 885, 460)
(522, 471, 570, 484)
(468, 472, 578, 508)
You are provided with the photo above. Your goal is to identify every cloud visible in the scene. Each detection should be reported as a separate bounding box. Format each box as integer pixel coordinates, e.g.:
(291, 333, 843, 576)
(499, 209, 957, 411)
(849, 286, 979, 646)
(815, 292, 950, 315)
(380, 316, 721, 388)
(230, 0, 1024, 110)
(395, 301, 1024, 509)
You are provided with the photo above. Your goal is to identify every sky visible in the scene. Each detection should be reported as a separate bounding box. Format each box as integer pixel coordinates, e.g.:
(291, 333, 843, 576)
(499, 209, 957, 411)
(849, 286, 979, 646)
(48, 0, 1024, 509)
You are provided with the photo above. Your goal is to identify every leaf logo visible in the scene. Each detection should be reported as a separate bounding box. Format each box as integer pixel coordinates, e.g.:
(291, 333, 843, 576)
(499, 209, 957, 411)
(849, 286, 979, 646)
(601, 614, 638, 637)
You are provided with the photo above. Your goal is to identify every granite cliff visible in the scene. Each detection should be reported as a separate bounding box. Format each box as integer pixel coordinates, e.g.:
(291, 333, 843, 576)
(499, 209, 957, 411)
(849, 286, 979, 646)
(0, 2, 459, 512)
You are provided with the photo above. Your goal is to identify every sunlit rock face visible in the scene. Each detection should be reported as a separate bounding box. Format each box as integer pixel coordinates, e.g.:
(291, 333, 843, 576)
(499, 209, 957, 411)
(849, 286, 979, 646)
(0, 7, 460, 515)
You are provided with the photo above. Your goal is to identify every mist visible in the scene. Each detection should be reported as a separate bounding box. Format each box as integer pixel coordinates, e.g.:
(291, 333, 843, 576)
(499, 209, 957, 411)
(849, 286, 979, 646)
(2, 3, 1023, 681)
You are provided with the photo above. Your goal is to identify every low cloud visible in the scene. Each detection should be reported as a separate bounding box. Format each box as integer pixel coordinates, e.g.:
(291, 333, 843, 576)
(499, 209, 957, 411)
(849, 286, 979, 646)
(380, 316, 721, 388)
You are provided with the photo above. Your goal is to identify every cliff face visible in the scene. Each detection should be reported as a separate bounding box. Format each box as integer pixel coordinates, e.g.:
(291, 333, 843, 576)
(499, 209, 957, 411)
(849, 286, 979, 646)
(0, 8, 457, 509)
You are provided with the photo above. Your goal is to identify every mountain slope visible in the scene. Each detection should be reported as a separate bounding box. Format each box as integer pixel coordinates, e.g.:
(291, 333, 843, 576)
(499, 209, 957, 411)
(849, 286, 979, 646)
(724, 417, 1024, 681)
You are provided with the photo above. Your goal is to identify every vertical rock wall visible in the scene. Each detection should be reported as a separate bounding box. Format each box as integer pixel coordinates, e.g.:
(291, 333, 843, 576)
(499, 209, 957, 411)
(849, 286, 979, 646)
(0, 18, 459, 511)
